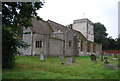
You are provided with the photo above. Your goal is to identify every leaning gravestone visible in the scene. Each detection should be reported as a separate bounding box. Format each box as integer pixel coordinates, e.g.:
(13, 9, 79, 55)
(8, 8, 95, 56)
(66, 57, 72, 66)
(40, 51, 44, 61)
(90, 54, 96, 61)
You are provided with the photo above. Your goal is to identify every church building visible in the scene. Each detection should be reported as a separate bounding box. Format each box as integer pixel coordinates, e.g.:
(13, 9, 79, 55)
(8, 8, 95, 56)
(19, 18, 102, 57)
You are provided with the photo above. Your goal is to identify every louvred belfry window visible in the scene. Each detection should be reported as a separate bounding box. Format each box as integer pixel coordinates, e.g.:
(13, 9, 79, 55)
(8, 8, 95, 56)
(36, 41, 43, 48)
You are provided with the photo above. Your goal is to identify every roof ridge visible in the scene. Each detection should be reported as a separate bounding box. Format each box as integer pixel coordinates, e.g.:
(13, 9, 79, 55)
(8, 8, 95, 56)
(47, 19, 67, 28)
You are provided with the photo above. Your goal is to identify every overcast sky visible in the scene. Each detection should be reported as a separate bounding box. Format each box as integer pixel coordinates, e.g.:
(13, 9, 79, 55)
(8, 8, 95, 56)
(37, 0, 119, 39)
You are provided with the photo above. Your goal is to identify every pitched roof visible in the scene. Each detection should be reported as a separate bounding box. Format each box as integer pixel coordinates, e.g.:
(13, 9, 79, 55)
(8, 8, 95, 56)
(47, 20, 68, 32)
(30, 18, 53, 34)
(47, 19, 88, 41)
(71, 29, 87, 41)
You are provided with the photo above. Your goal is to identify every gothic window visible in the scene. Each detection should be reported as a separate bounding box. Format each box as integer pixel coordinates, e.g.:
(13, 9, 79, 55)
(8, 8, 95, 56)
(36, 40, 43, 48)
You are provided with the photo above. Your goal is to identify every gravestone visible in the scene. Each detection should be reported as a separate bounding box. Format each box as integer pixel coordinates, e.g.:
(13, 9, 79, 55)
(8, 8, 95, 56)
(104, 64, 115, 69)
(72, 57, 76, 63)
(90, 54, 96, 61)
(59, 56, 64, 62)
(40, 51, 44, 61)
(101, 55, 104, 61)
(114, 54, 118, 58)
(104, 57, 108, 60)
(66, 57, 72, 66)
(104, 60, 109, 64)
(104, 57, 109, 64)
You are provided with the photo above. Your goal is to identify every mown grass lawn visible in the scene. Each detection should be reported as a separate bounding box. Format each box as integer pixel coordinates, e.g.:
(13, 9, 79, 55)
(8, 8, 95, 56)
(2, 55, 119, 79)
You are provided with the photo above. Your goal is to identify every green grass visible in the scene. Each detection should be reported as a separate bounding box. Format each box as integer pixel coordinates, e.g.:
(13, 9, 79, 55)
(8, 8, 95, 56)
(2, 55, 119, 79)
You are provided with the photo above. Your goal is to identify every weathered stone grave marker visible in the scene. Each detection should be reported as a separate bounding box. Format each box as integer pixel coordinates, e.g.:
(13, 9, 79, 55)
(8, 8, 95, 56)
(101, 54, 104, 61)
(59, 56, 64, 62)
(59, 56, 64, 65)
(114, 54, 118, 58)
(104, 57, 109, 64)
(66, 57, 72, 66)
(90, 54, 96, 61)
(72, 57, 76, 63)
(40, 51, 44, 61)
(104, 57, 108, 59)
(111, 53, 118, 60)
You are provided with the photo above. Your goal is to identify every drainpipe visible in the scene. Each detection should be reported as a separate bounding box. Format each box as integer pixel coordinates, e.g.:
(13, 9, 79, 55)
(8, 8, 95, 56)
(47, 34, 50, 57)
(31, 32, 34, 56)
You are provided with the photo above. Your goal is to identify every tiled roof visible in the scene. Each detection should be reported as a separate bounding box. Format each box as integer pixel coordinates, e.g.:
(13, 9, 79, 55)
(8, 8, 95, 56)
(71, 29, 87, 41)
(30, 18, 53, 34)
(47, 20, 68, 32)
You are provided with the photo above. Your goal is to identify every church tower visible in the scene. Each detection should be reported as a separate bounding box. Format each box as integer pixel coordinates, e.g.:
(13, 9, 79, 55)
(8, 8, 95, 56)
(73, 18, 94, 42)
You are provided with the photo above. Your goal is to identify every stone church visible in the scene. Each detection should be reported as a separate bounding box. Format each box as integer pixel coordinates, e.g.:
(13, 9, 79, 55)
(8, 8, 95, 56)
(19, 18, 102, 57)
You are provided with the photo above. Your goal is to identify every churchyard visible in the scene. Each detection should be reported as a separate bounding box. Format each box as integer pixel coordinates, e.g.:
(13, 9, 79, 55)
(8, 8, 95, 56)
(2, 54, 119, 79)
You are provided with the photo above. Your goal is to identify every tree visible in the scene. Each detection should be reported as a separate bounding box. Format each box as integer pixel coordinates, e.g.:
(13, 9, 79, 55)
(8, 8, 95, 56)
(115, 37, 120, 50)
(107, 36, 117, 50)
(66, 24, 73, 29)
(94, 22, 109, 50)
(2, 2, 44, 68)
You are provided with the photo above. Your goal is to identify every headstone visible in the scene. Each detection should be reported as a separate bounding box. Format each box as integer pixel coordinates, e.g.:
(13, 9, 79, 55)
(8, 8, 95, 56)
(104, 64, 115, 69)
(66, 57, 72, 66)
(72, 57, 76, 63)
(101, 55, 104, 61)
(114, 54, 118, 58)
(104, 60, 109, 64)
(59, 56, 64, 62)
(40, 51, 44, 61)
(90, 54, 96, 61)
(104, 57, 108, 60)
